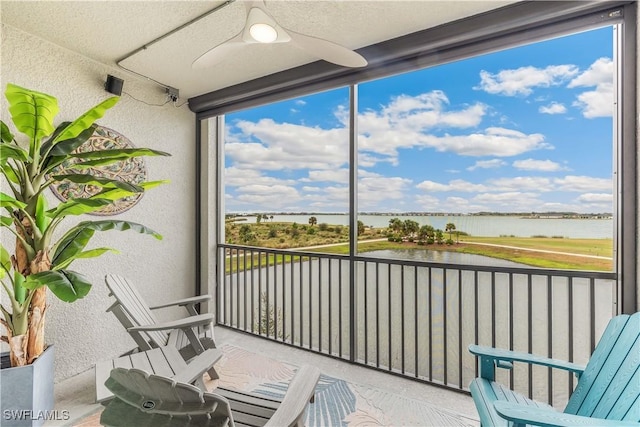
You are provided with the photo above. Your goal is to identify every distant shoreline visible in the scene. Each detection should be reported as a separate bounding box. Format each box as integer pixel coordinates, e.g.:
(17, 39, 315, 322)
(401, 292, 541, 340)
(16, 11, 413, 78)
(228, 212, 612, 219)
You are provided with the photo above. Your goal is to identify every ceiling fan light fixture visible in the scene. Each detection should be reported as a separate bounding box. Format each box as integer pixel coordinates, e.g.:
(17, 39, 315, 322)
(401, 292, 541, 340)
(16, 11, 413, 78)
(192, 0, 367, 69)
(249, 22, 278, 43)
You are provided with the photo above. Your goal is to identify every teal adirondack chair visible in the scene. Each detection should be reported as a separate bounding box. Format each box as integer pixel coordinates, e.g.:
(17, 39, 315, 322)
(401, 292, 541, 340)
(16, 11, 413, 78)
(469, 312, 640, 426)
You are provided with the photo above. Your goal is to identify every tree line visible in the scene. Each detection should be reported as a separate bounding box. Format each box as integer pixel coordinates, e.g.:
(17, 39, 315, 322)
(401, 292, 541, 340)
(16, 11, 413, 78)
(387, 218, 459, 245)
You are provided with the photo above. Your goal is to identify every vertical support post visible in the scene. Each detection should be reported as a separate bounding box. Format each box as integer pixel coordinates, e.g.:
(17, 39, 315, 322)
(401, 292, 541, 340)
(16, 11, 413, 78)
(196, 118, 203, 302)
(197, 116, 224, 323)
(349, 84, 358, 362)
(214, 116, 226, 323)
(616, 5, 638, 314)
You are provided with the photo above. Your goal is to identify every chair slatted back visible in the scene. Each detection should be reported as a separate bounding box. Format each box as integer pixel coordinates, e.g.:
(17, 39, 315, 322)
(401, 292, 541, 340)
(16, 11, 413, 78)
(564, 312, 640, 422)
(102, 368, 233, 427)
(106, 274, 169, 348)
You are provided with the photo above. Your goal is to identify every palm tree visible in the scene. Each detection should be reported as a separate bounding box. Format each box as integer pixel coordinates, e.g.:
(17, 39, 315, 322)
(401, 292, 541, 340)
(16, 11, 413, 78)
(402, 219, 419, 239)
(389, 218, 403, 233)
(418, 225, 430, 243)
(426, 225, 436, 243)
(445, 222, 456, 240)
(308, 216, 317, 226)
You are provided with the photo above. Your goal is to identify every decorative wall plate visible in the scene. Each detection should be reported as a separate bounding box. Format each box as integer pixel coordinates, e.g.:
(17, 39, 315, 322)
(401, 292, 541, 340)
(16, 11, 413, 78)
(49, 125, 147, 216)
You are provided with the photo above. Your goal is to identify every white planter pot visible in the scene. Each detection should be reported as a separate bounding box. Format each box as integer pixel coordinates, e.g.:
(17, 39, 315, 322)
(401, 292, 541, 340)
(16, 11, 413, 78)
(0, 345, 55, 427)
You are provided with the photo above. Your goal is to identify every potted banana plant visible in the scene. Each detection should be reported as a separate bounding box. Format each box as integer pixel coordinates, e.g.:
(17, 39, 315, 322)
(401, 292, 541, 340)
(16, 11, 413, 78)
(0, 83, 169, 426)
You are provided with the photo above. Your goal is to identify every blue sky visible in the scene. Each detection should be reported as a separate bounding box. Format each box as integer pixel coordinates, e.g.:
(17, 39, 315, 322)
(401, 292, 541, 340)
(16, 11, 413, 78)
(224, 26, 614, 214)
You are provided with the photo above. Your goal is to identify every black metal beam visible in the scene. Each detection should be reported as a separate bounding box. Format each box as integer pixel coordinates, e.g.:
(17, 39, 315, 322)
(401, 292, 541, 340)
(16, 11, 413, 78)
(190, 1, 630, 117)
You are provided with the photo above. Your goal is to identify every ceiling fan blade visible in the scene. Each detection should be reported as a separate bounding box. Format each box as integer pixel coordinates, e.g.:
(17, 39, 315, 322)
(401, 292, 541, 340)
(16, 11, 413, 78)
(287, 29, 367, 68)
(192, 32, 243, 69)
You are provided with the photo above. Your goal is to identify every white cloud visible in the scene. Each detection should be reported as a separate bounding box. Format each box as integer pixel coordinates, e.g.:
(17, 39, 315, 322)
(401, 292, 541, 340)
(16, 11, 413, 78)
(305, 169, 349, 183)
(226, 119, 348, 170)
(224, 167, 296, 187)
(512, 159, 568, 172)
(416, 179, 488, 193)
(539, 102, 567, 114)
(471, 192, 546, 211)
(234, 184, 301, 209)
(440, 196, 487, 213)
(415, 180, 450, 192)
(303, 185, 349, 210)
(357, 91, 497, 162)
(572, 84, 613, 118)
(473, 191, 540, 202)
(358, 172, 413, 210)
(476, 65, 579, 96)
(568, 58, 613, 118)
(295, 100, 307, 106)
(301, 186, 324, 192)
(576, 193, 613, 203)
(229, 91, 551, 174)
(488, 176, 553, 192)
(376, 91, 487, 129)
(467, 159, 506, 171)
(554, 175, 612, 192)
(568, 58, 612, 88)
(414, 194, 441, 210)
(418, 127, 551, 157)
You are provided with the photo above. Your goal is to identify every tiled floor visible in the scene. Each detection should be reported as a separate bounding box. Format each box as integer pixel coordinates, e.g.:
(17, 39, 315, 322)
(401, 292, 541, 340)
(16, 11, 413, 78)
(47, 326, 479, 426)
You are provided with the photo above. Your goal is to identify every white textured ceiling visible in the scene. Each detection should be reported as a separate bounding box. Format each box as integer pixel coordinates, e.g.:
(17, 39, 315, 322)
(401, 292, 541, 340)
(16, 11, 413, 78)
(1, 0, 517, 100)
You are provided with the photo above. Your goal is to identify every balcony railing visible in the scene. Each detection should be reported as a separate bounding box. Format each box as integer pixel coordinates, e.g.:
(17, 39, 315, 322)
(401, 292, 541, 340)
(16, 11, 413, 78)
(216, 243, 617, 408)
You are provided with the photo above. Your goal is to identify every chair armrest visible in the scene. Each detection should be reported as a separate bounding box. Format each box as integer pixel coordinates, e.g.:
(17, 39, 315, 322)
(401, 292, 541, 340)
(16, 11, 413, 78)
(265, 365, 321, 427)
(469, 345, 585, 380)
(149, 295, 211, 310)
(127, 313, 214, 332)
(172, 348, 223, 385)
(494, 401, 640, 427)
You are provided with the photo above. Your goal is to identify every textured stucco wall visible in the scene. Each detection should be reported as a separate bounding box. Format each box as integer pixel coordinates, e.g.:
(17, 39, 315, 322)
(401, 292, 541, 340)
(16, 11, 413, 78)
(1, 23, 197, 381)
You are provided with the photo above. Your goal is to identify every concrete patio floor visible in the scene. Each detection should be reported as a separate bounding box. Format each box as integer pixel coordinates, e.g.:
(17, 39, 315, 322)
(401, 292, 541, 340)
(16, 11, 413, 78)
(47, 326, 480, 426)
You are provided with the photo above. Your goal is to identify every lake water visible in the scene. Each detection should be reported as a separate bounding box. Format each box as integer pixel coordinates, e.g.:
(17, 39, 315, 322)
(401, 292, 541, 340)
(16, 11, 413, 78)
(367, 249, 528, 267)
(239, 214, 613, 239)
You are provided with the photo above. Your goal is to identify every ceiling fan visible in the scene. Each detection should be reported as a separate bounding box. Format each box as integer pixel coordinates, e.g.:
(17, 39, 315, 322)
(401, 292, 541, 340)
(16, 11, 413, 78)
(192, 0, 367, 69)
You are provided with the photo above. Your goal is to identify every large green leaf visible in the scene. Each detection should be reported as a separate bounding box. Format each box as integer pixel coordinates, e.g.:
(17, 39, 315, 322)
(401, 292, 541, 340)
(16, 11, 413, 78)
(51, 227, 95, 267)
(70, 219, 162, 239)
(0, 244, 10, 279)
(44, 124, 96, 158)
(34, 194, 49, 233)
(70, 148, 171, 168)
(72, 148, 171, 160)
(1, 121, 14, 143)
(52, 220, 162, 268)
(46, 197, 112, 218)
(1, 164, 20, 184)
(0, 216, 12, 227)
(0, 192, 27, 210)
(0, 144, 31, 165)
(53, 247, 118, 270)
(39, 121, 71, 157)
(88, 180, 169, 202)
(5, 83, 59, 142)
(24, 270, 92, 303)
(51, 174, 143, 193)
(51, 97, 118, 144)
(14, 271, 26, 304)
